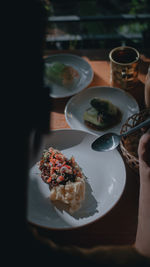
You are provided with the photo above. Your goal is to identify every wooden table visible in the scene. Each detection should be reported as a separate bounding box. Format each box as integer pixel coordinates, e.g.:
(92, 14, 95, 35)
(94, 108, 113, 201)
(35, 49, 150, 248)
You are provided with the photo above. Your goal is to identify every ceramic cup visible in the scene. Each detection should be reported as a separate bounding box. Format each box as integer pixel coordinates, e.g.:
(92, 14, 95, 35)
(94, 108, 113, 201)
(109, 46, 139, 90)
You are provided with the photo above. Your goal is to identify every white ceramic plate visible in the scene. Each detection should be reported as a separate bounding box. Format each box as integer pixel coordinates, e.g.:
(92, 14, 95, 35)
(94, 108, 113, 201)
(44, 54, 94, 98)
(65, 86, 139, 136)
(27, 129, 126, 229)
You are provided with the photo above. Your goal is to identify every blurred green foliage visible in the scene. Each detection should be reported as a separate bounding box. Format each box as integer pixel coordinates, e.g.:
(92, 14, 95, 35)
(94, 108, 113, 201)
(130, 0, 150, 13)
(43, 0, 150, 50)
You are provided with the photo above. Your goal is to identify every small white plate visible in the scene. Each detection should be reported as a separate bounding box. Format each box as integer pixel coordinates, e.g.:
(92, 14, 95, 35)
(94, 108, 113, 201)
(27, 129, 126, 229)
(44, 54, 94, 98)
(65, 86, 139, 136)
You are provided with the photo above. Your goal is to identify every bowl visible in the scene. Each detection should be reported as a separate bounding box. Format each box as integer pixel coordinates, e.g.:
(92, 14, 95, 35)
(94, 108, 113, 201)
(120, 108, 150, 173)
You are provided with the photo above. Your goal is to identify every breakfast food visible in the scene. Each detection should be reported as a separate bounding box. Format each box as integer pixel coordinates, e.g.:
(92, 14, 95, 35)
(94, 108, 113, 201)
(83, 97, 122, 130)
(39, 147, 85, 213)
(45, 61, 79, 88)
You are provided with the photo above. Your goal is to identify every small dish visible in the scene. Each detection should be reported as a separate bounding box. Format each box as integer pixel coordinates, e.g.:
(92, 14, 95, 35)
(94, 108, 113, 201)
(44, 54, 94, 98)
(65, 86, 139, 136)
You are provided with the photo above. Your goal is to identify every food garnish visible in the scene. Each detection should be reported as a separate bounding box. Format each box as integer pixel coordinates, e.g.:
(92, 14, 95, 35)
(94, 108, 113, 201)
(39, 147, 85, 213)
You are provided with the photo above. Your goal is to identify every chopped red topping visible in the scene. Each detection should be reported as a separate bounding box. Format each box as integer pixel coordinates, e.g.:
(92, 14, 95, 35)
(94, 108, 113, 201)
(39, 147, 83, 189)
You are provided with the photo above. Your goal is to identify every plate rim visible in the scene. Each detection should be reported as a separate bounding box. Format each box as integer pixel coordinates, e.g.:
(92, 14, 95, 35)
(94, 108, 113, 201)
(44, 53, 94, 98)
(27, 128, 126, 231)
(64, 85, 139, 134)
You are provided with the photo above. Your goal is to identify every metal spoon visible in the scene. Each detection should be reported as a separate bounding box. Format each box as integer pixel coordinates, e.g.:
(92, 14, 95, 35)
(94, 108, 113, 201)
(91, 118, 150, 152)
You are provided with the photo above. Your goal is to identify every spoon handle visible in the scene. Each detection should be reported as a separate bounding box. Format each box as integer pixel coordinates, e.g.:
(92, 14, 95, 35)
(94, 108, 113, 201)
(121, 118, 150, 137)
